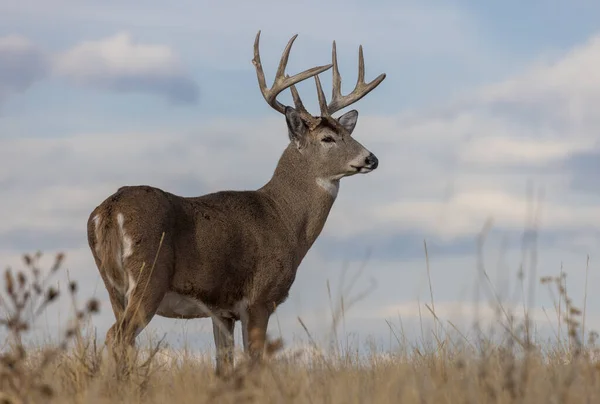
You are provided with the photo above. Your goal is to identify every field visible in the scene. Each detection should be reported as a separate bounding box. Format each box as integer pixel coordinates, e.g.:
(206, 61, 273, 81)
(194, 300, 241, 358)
(1, 248, 599, 404)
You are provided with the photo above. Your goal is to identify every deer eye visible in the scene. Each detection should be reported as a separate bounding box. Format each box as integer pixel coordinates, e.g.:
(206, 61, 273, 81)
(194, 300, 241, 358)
(321, 136, 335, 143)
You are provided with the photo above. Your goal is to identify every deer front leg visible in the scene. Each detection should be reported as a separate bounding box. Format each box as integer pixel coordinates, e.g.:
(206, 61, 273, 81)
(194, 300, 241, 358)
(245, 304, 270, 362)
(212, 316, 235, 376)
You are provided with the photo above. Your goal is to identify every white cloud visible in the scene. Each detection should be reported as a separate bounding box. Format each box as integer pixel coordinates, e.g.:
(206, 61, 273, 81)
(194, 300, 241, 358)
(53, 32, 199, 103)
(376, 189, 600, 239)
(2, 1, 480, 61)
(0, 34, 49, 102)
(471, 34, 600, 135)
(480, 35, 600, 106)
(0, 32, 200, 105)
(327, 32, 600, 240)
(459, 136, 595, 166)
(55, 32, 181, 79)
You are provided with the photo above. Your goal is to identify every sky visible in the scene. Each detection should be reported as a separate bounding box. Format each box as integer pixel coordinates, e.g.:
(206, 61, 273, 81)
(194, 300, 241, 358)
(1, 0, 600, 354)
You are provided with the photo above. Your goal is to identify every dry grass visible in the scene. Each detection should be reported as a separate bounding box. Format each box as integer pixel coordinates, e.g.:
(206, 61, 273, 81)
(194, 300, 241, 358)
(2, 231, 600, 402)
(4, 319, 600, 404)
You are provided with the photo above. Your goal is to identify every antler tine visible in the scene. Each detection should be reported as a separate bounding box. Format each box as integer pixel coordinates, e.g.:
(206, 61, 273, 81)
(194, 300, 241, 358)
(326, 43, 386, 116)
(357, 45, 365, 85)
(288, 81, 323, 127)
(314, 75, 329, 116)
(331, 41, 342, 106)
(253, 31, 269, 103)
(287, 77, 314, 120)
(288, 84, 305, 110)
(288, 83, 315, 118)
(252, 30, 333, 114)
(275, 34, 298, 83)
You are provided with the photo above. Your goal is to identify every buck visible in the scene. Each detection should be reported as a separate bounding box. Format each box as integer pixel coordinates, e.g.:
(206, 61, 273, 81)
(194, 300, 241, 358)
(87, 30, 386, 375)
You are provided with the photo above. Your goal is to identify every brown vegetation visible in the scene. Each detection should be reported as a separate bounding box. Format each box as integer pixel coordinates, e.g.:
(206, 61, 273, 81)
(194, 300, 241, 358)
(1, 245, 599, 403)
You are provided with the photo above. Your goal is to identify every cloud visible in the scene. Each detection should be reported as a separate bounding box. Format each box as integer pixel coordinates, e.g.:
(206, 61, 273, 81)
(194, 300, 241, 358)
(53, 32, 199, 104)
(1, 0, 504, 117)
(0, 35, 49, 103)
(335, 33, 600, 241)
(0, 32, 200, 106)
(459, 136, 595, 166)
(375, 190, 600, 239)
(479, 34, 600, 113)
(3, 1, 480, 63)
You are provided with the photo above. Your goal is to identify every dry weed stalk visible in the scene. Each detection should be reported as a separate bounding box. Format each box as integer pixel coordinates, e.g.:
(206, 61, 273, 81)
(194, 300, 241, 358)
(0, 252, 99, 404)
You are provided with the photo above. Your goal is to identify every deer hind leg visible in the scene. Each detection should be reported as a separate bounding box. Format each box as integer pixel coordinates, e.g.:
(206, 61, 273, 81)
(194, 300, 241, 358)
(99, 270, 126, 322)
(212, 316, 235, 376)
(90, 250, 126, 322)
(106, 241, 174, 348)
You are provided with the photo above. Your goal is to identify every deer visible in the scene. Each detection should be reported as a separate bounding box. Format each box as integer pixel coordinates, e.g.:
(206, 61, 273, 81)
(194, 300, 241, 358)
(86, 30, 386, 375)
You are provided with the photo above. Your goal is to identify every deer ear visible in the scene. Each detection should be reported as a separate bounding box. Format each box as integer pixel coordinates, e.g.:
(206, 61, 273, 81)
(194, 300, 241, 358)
(285, 106, 308, 149)
(337, 109, 358, 135)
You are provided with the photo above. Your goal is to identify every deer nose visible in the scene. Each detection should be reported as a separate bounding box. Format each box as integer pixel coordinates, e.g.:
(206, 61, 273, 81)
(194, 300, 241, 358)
(365, 153, 379, 169)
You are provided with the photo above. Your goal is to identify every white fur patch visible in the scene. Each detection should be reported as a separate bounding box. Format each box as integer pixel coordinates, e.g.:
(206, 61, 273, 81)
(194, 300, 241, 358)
(102, 274, 125, 295)
(92, 214, 102, 254)
(237, 298, 250, 351)
(92, 213, 127, 295)
(117, 213, 133, 259)
(316, 178, 340, 199)
(125, 273, 136, 304)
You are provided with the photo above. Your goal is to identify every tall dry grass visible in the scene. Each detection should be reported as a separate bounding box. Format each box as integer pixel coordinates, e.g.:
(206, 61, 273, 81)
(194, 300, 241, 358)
(1, 213, 599, 403)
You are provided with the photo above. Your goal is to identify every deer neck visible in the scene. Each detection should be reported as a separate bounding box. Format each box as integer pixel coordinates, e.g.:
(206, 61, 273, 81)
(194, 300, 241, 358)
(260, 143, 338, 257)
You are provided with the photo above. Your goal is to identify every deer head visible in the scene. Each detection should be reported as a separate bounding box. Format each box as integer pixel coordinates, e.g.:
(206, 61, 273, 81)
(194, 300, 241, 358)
(252, 31, 386, 192)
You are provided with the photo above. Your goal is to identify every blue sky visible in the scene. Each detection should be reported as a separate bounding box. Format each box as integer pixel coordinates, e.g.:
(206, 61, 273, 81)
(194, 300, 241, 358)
(1, 1, 600, 353)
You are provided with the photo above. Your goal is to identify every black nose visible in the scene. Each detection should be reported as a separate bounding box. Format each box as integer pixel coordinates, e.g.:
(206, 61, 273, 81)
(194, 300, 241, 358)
(365, 153, 379, 169)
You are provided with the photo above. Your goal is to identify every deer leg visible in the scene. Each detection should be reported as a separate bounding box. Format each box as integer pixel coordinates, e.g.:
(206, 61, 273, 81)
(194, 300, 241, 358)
(92, 254, 126, 322)
(240, 305, 250, 353)
(103, 279, 126, 322)
(106, 246, 174, 348)
(212, 316, 235, 376)
(246, 304, 270, 362)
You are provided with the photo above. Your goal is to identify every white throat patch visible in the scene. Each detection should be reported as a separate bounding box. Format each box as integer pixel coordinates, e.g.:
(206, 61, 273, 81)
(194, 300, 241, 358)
(316, 178, 340, 199)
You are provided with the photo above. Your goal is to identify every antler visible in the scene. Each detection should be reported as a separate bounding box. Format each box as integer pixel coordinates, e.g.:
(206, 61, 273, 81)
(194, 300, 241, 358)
(252, 30, 333, 115)
(315, 41, 386, 116)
